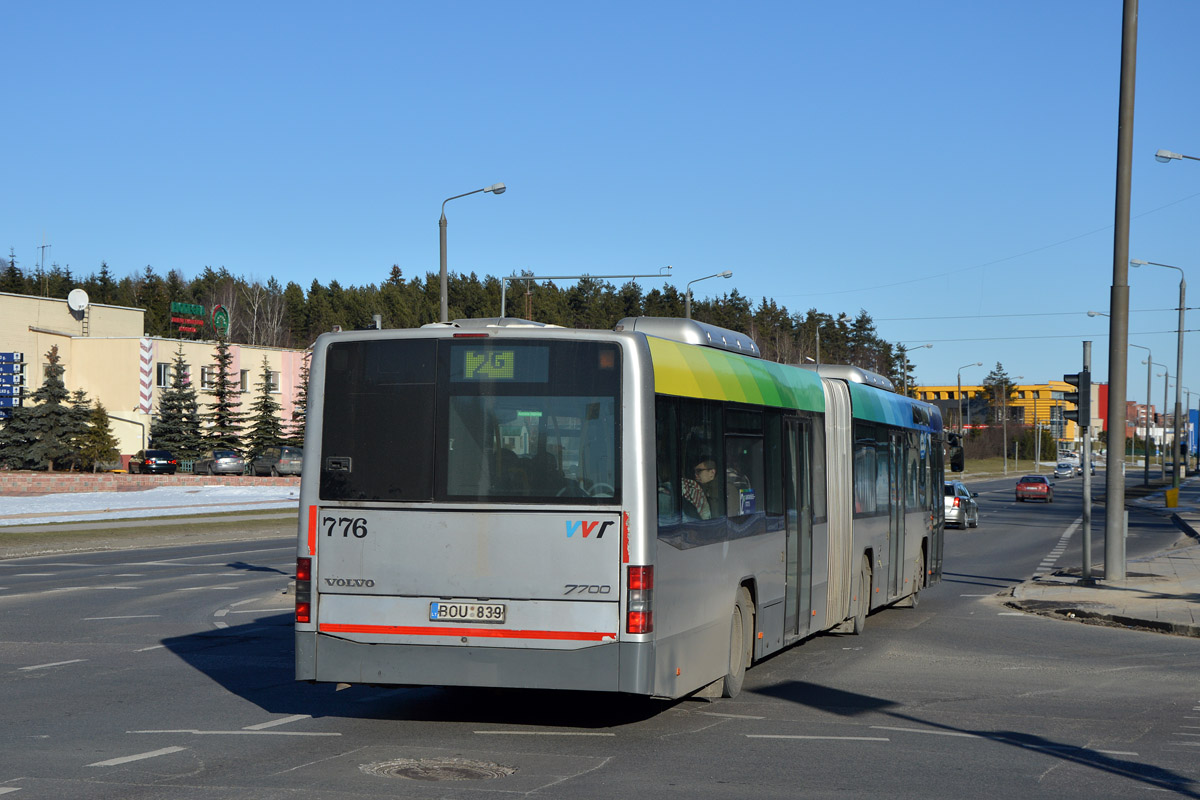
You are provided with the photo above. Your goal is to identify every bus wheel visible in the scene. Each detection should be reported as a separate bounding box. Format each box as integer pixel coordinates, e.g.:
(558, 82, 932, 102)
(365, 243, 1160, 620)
(852, 556, 872, 634)
(721, 587, 754, 698)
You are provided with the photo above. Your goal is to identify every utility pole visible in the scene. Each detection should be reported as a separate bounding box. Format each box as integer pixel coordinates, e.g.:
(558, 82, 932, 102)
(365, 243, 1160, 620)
(1103, 0, 1137, 582)
(1080, 342, 1094, 585)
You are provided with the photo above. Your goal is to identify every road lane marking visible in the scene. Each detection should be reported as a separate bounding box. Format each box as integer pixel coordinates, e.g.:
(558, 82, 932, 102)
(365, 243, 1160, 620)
(871, 726, 981, 738)
(474, 731, 615, 736)
(130, 729, 340, 737)
(746, 735, 889, 741)
(0, 788, 21, 795)
(87, 746, 187, 767)
(19, 659, 86, 671)
(135, 645, 166, 652)
(697, 711, 766, 720)
(243, 715, 312, 731)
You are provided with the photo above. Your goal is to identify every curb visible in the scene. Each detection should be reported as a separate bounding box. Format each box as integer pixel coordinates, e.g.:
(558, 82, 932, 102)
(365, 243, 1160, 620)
(1004, 597, 1200, 638)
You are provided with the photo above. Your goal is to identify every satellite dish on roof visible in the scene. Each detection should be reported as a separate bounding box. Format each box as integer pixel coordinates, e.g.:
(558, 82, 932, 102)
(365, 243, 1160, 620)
(67, 288, 90, 312)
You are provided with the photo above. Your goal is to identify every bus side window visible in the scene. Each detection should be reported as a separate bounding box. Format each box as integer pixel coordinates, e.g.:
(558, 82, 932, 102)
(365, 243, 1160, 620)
(725, 436, 763, 517)
(655, 397, 679, 520)
(680, 399, 724, 519)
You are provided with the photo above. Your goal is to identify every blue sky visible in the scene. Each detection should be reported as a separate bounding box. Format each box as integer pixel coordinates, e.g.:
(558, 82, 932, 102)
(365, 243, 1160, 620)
(3, 1, 1199, 401)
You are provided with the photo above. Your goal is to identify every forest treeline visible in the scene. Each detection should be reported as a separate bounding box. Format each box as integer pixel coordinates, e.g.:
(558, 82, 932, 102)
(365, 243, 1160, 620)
(1, 253, 920, 388)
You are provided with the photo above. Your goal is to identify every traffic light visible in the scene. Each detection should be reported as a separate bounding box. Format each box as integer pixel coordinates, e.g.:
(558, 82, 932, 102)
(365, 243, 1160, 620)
(1063, 369, 1091, 428)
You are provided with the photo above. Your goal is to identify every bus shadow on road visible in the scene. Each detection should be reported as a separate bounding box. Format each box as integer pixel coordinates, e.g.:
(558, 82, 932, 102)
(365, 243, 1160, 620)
(753, 680, 1198, 797)
(160, 615, 670, 728)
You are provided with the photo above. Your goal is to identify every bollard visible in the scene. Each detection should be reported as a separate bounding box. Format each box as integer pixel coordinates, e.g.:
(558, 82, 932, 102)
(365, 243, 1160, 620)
(1166, 487, 1179, 508)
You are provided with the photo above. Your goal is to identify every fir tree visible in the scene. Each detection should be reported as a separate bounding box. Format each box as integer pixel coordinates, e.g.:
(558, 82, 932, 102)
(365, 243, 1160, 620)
(202, 337, 246, 450)
(150, 345, 204, 457)
(23, 346, 77, 471)
(78, 401, 121, 472)
(288, 351, 310, 447)
(244, 356, 284, 457)
(67, 390, 95, 471)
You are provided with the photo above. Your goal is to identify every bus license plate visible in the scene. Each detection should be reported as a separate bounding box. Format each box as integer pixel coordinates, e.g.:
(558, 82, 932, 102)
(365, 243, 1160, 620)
(429, 601, 506, 624)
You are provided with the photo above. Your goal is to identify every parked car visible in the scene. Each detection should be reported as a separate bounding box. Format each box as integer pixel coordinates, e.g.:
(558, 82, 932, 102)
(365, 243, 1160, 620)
(251, 445, 303, 477)
(1015, 474, 1054, 503)
(1054, 462, 1075, 478)
(193, 449, 246, 476)
(943, 480, 979, 529)
(129, 449, 178, 475)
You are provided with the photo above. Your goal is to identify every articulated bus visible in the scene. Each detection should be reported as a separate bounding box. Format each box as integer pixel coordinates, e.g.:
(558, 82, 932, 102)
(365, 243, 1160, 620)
(295, 316, 946, 699)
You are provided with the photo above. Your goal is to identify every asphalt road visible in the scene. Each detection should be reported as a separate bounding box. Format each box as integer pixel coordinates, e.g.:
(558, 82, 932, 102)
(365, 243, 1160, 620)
(1, 481, 1197, 799)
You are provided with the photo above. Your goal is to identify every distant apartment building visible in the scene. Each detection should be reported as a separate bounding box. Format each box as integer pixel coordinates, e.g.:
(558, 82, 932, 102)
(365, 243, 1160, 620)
(912, 380, 1102, 445)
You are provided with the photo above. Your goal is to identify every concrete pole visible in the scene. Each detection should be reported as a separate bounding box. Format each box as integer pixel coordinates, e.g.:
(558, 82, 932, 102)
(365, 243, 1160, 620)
(1104, 0, 1137, 581)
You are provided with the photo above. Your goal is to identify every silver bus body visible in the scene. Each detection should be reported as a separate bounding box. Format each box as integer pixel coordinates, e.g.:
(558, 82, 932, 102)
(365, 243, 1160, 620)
(295, 317, 944, 699)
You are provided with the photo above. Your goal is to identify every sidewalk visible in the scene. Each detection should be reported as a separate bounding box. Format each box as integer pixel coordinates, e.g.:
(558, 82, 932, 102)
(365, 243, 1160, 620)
(1007, 476, 1200, 637)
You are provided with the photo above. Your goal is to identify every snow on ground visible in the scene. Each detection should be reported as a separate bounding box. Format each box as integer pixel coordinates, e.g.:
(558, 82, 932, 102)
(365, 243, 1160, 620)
(0, 485, 300, 526)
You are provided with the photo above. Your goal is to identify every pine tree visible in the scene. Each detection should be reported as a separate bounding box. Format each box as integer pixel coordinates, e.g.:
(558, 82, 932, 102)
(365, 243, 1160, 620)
(78, 401, 121, 472)
(244, 356, 284, 457)
(202, 337, 246, 451)
(150, 344, 204, 457)
(67, 390, 95, 471)
(23, 346, 78, 471)
(288, 351, 311, 447)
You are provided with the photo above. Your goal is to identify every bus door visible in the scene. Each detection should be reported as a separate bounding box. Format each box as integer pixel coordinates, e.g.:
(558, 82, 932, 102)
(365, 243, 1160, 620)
(784, 418, 813, 638)
(888, 432, 904, 598)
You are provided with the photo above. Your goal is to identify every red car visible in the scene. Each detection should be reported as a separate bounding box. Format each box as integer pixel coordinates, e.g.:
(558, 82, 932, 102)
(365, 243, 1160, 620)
(1015, 474, 1053, 503)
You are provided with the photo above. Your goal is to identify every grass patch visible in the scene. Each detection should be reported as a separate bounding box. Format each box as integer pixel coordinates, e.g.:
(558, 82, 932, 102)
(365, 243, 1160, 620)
(0, 512, 299, 558)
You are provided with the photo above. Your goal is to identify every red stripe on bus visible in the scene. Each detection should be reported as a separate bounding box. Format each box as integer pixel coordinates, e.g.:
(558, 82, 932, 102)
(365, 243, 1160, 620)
(307, 505, 318, 555)
(319, 623, 615, 642)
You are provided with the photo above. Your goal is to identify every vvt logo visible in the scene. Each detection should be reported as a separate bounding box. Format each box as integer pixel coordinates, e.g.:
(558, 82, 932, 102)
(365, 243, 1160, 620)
(565, 520, 614, 538)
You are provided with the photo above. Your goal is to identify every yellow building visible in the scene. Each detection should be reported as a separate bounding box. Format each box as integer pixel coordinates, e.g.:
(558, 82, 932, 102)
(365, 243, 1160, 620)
(1, 291, 308, 457)
(913, 381, 1086, 444)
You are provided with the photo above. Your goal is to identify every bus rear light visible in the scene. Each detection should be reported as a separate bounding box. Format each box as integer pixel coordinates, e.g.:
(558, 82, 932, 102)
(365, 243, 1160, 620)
(452, 332, 490, 338)
(626, 565, 653, 634)
(296, 557, 312, 623)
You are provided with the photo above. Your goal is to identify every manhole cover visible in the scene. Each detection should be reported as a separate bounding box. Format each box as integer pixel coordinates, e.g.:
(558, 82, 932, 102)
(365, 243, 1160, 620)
(361, 757, 517, 781)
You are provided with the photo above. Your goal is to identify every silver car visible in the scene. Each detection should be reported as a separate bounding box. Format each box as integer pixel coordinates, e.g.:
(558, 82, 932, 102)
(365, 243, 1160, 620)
(1054, 462, 1075, 478)
(944, 480, 979, 529)
(193, 449, 246, 476)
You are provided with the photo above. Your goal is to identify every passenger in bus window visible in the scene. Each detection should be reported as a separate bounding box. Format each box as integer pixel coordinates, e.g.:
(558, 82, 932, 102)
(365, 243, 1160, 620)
(682, 456, 718, 520)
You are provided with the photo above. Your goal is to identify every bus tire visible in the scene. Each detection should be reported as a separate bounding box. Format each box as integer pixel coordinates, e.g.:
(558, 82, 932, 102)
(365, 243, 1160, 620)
(852, 555, 871, 634)
(721, 587, 754, 698)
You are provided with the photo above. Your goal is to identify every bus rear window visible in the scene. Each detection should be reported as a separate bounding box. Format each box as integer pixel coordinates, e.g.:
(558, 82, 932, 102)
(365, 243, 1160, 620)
(320, 339, 437, 501)
(441, 340, 621, 503)
(319, 337, 621, 504)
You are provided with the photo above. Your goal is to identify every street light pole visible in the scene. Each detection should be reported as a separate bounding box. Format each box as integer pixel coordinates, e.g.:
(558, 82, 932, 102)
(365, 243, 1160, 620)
(439, 183, 506, 323)
(897, 343, 932, 396)
(1132, 259, 1187, 487)
(956, 362, 982, 436)
(684, 271, 733, 319)
(1129, 343, 1152, 487)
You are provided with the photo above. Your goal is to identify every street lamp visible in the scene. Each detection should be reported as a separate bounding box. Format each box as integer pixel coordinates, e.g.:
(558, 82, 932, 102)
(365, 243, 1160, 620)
(1132, 259, 1187, 486)
(439, 183, 506, 323)
(684, 271, 733, 319)
(956, 362, 982, 435)
(1129, 343, 1152, 487)
(1155, 148, 1200, 164)
(1150, 361, 1169, 477)
(897, 343, 932, 396)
